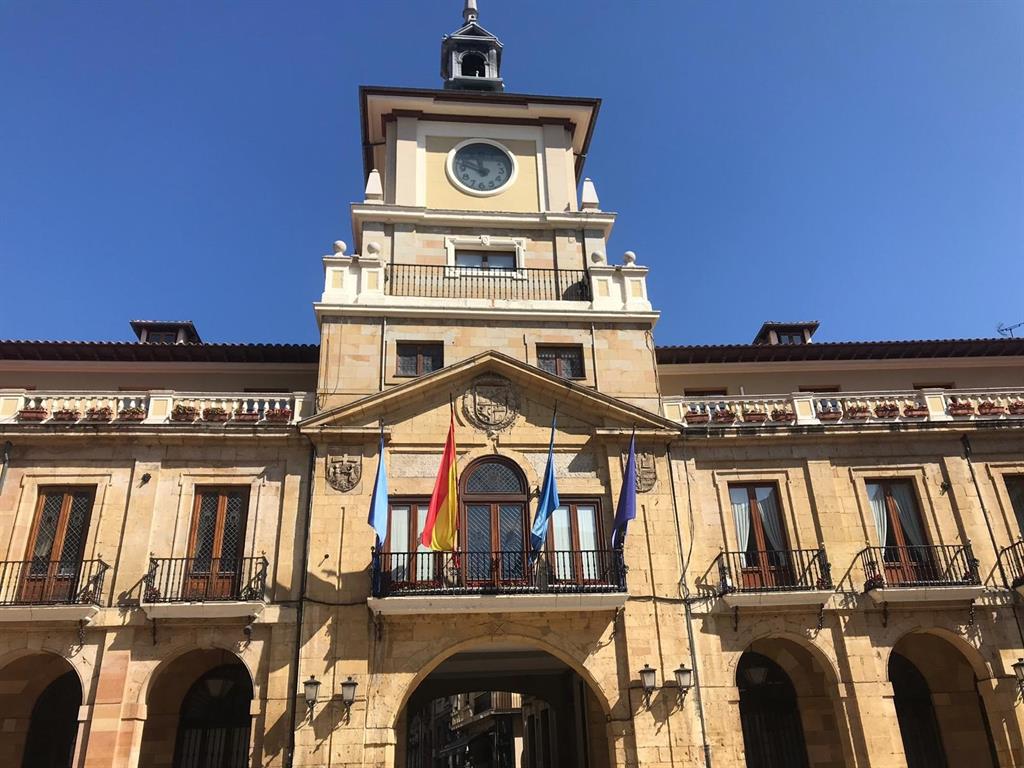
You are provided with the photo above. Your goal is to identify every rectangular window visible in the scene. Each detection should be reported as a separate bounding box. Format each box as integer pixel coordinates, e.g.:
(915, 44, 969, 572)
(454, 250, 516, 271)
(186, 488, 249, 599)
(777, 332, 804, 345)
(727, 484, 793, 589)
(799, 385, 840, 393)
(684, 388, 728, 397)
(913, 382, 955, 390)
(536, 345, 585, 379)
(396, 342, 443, 377)
(1006, 477, 1024, 537)
(865, 480, 932, 585)
(386, 500, 433, 582)
(21, 488, 95, 602)
(549, 500, 601, 582)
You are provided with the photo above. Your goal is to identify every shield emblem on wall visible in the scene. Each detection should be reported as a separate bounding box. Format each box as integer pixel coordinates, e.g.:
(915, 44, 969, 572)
(326, 453, 362, 493)
(462, 375, 520, 432)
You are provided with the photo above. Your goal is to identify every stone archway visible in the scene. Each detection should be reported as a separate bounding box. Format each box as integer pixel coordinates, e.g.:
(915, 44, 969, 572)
(394, 642, 612, 768)
(0, 651, 83, 768)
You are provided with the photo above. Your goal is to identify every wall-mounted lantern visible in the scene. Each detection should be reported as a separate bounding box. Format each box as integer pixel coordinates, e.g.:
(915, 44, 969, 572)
(303, 675, 321, 712)
(1013, 658, 1024, 697)
(340, 676, 359, 710)
(639, 664, 657, 705)
(673, 663, 694, 702)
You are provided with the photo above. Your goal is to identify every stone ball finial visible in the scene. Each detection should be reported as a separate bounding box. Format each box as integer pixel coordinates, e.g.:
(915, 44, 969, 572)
(366, 241, 382, 256)
(623, 250, 637, 265)
(333, 241, 347, 255)
(590, 250, 606, 264)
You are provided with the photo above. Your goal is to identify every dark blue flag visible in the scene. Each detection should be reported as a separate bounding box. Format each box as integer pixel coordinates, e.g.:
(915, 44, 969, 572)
(611, 431, 637, 549)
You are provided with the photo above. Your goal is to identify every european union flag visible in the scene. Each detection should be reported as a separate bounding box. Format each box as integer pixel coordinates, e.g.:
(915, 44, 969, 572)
(530, 411, 559, 558)
(368, 434, 389, 546)
(611, 431, 637, 549)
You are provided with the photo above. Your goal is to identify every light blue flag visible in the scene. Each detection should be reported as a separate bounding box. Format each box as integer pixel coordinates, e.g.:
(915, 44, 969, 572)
(368, 434, 389, 546)
(530, 411, 560, 558)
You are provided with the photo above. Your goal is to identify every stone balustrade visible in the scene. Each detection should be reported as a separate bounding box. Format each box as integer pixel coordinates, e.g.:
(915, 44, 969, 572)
(664, 387, 1024, 427)
(0, 390, 309, 425)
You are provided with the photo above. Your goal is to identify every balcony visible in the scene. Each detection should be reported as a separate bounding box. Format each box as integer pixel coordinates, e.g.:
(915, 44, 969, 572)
(860, 543, 983, 603)
(0, 559, 108, 622)
(997, 540, 1024, 595)
(387, 264, 591, 302)
(0, 390, 307, 426)
(663, 387, 1024, 428)
(717, 548, 833, 608)
(368, 549, 627, 615)
(141, 556, 268, 619)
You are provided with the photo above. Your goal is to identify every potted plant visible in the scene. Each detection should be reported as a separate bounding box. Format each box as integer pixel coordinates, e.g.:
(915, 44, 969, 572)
(117, 405, 147, 421)
(18, 406, 48, 422)
(85, 405, 113, 422)
(947, 400, 975, 417)
(903, 403, 929, 418)
(770, 408, 795, 422)
(202, 406, 230, 423)
(171, 404, 199, 422)
(684, 410, 709, 424)
(1009, 400, 1024, 415)
(874, 402, 901, 419)
(265, 407, 293, 423)
(743, 410, 768, 423)
(818, 409, 843, 422)
(234, 408, 260, 423)
(711, 409, 737, 424)
(845, 404, 871, 420)
(51, 408, 80, 422)
(978, 401, 1007, 416)
(864, 573, 886, 592)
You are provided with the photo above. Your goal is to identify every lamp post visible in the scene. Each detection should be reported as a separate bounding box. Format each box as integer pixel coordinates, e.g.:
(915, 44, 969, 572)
(303, 675, 321, 713)
(673, 663, 694, 702)
(639, 664, 657, 705)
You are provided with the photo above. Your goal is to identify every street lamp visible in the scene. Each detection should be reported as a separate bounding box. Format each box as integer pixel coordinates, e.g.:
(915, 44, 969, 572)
(303, 675, 321, 713)
(673, 664, 694, 702)
(1013, 658, 1024, 696)
(340, 676, 359, 710)
(639, 664, 657, 705)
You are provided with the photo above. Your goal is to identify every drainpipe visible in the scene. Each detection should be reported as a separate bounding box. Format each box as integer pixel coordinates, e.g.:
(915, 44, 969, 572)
(666, 440, 712, 768)
(0, 441, 12, 497)
(286, 441, 317, 768)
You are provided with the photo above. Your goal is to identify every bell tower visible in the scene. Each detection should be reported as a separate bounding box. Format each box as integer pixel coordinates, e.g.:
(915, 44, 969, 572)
(441, 0, 504, 92)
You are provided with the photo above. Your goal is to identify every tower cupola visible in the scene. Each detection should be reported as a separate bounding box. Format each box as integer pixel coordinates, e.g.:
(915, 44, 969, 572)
(441, 1, 504, 92)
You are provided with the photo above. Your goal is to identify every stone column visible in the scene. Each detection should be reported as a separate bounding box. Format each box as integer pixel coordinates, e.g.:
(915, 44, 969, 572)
(977, 676, 1024, 767)
(834, 680, 907, 768)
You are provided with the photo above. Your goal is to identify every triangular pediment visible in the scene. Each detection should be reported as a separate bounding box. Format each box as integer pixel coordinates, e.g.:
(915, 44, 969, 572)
(300, 350, 676, 434)
(448, 22, 503, 44)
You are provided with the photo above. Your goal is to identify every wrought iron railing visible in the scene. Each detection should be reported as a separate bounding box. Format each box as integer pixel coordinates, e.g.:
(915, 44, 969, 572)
(144, 556, 268, 603)
(717, 547, 832, 594)
(386, 264, 591, 302)
(997, 540, 1024, 589)
(371, 549, 626, 598)
(860, 543, 980, 590)
(0, 559, 108, 606)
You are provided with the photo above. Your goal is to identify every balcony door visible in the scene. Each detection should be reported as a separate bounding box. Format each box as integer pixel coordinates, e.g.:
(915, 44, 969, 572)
(460, 459, 528, 586)
(21, 488, 94, 603)
(549, 501, 603, 584)
(867, 481, 929, 585)
(730, 484, 792, 589)
(186, 489, 249, 600)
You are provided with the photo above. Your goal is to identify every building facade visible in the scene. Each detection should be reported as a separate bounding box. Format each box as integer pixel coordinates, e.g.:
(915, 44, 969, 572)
(3, 4, 1024, 768)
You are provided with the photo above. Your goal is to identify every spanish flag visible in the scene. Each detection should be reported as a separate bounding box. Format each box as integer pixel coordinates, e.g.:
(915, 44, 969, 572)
(421, 408, 458, 550)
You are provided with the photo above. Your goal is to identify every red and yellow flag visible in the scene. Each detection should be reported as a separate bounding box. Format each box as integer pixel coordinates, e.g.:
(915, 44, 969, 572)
(421, 409, 458, 551)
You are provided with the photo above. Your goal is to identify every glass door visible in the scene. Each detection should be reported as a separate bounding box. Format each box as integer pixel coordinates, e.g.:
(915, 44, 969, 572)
(21, 489, 93, 603)
(186, 489, 249, 600)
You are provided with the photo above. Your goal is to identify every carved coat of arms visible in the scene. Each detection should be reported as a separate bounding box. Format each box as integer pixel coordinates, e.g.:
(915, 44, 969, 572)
(624, 447, 657, 493)
(326, 453, 362, 492)
(462, 375, 520, 432)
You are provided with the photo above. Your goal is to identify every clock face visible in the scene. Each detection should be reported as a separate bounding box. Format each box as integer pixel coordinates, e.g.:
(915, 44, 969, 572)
(450, 141, 515, 194)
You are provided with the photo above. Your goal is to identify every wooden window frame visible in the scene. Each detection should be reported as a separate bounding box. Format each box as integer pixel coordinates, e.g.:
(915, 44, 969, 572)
(24, 486, 95, 565)
(535, 344, 586, 380)
(187, 487, 250, 568)
(729, 482, 792, 589)
(395, 342, 443, 378)
(21, 487, 95, 602)
(866, 479, 930, 583)
(543, 496, 606, 586)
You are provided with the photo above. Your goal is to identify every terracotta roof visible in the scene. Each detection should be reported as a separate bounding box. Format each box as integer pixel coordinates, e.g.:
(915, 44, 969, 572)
(655, 338, 1024, 365)
(0, 340, 319, 364)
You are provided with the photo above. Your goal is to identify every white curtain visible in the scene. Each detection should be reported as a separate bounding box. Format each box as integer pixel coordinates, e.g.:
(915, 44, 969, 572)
(756, 487, 786, 552)
(1009, 480, 1024, 539)
(890, 483, 927, 547)
(867, 483, 889, 547)
(730, 488, 752, 566)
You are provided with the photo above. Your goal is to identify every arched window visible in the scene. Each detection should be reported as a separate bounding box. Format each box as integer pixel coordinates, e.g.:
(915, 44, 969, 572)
(173, 664, 253, 768)
(461, 458, 528, 583)
(737, 652, 810, 768)
(461, 52, 487, 78)
(22, 670, 81, 768)
(889, 652, 949, 768)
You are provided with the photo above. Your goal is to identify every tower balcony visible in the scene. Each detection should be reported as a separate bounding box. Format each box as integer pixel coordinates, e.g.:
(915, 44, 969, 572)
(387, 264, 591, 302)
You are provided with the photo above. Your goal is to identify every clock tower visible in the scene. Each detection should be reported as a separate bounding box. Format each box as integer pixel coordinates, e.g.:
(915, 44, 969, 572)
(315, 1, 659, 411)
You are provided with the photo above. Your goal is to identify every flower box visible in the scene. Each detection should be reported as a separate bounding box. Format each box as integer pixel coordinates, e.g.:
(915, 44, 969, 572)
(85, 406, 113, 422)
(51, 409, 81, 422)
(1009, 401, 1024, 415)
(684, 411, 709, 424)
(234, 411, 260, 423)
(171, 404, 199, 422)
(978, 402, 1007, 416)
(873, 403, 901, 419)
(845, 406, 871, 420)
(864, 574, 886, 592)
(711, 410, 737, 424)
(265, 408, 292, 423)
(743, 411, 768, 423)
(118, 407, 147, 421)
(818, 411, 843, 422)
(770, 409, 795, 422)
(18, 408, 48, 422)
(947, 402, 975, 417)
(202, 407, 230, 423)
(903, 405, 930, 418)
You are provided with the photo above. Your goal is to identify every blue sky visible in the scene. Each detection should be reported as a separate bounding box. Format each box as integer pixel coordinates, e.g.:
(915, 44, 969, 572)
(1, 1, 1021, 346)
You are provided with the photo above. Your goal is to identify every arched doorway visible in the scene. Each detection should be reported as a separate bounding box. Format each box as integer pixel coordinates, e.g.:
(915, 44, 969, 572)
(0, 653, 82, 768)
(139, 649, 254, 768)
(737, 652, 809, 768)
(397, 645, 611, 768)
(890, 633, 999, 768)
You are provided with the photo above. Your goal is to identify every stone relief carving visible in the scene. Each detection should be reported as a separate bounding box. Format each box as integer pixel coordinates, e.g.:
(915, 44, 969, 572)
(462, 375, 520, 433)
(624, 447, 657, 493)
(524, 451, 598, 480)
(326, 453, 362, 492)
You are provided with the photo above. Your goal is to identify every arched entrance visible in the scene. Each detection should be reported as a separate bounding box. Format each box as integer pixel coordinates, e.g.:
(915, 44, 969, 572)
(735, 638, 846, 768)
(890, 633, 999, 768)
(139, 649, 254, 768)
(0, 652, 82, 768)
(397, 644, 610, 768)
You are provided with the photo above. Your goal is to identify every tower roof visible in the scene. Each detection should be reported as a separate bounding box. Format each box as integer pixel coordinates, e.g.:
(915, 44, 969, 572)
(441, 1, 504, 91)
